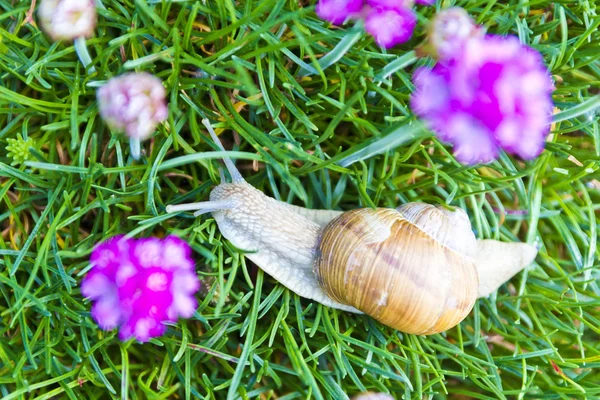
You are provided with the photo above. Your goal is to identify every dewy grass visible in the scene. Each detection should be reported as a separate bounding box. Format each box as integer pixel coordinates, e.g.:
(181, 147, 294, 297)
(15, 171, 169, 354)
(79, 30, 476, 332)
(0, 0, 599, 399)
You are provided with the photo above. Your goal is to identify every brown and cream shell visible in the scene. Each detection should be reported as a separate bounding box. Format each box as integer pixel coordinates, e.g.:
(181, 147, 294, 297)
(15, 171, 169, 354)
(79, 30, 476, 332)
(314, 204, 479, 335)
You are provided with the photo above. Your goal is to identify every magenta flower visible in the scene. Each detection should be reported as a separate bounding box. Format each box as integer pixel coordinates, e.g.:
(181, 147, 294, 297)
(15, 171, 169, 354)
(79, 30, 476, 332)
(411, 35, 554, 164)
(415, 0, 435, 5)
(364, 6, 417, 48)
(81, 235, 199, 342)
(316, 0, 364, 24)
(38, 0, 96, 41)
(314, 0, 420, 49)
(97, 72, 168, 159)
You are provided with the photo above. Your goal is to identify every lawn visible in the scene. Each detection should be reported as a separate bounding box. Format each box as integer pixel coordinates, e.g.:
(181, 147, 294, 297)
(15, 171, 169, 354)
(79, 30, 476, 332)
(1, 0, 600, 399)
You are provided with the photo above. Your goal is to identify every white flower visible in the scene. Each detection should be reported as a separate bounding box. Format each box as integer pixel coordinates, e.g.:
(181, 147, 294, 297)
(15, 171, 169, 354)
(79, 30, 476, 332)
(97, 73, 168, 141)
(38, 0, 97, 41)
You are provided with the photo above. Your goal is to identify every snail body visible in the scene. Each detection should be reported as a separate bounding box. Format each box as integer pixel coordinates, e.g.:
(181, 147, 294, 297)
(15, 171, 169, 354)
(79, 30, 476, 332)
(166, 120, 538, 335)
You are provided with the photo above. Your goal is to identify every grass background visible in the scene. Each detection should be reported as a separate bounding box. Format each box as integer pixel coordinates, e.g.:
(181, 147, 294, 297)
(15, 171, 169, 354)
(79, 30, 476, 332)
(1, 0, 600, 398)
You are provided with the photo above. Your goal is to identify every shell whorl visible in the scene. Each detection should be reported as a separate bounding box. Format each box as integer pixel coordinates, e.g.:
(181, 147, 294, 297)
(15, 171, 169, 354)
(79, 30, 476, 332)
(314, 205, 479, 335)
(396, 203, 477, 258)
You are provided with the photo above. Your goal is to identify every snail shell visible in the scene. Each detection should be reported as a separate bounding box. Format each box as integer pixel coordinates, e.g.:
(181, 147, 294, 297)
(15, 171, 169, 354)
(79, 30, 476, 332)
(314, 205, 479, 335)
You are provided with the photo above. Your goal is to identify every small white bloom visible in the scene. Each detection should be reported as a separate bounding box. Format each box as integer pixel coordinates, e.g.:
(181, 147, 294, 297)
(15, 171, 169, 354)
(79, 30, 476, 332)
(38, 0, 97, 41)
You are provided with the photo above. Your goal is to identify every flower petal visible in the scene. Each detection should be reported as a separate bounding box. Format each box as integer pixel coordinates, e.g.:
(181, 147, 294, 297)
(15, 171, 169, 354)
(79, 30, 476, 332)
(133, 237, 163, 269)
(81, 271, 114, 300)
(91, 295, 121, 330)
(161, 235, 194, 271)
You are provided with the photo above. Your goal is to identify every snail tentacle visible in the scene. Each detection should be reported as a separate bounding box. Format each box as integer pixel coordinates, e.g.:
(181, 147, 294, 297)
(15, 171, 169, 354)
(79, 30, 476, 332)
(166, 200, 233, 216)
(201, 118, 245, 184)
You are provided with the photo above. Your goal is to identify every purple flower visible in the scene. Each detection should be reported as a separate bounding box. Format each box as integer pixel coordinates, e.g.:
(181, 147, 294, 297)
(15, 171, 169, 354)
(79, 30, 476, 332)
(364, 6, 417, 48)
(316, 0, 364, 25)
(411, 35, 554, 164)
(38, 0, 97, 41)
(97, 72, 168, 141)
(415, 0, 435, 5)
(81, 235, 199, 342)
(427, 7, 481, 59)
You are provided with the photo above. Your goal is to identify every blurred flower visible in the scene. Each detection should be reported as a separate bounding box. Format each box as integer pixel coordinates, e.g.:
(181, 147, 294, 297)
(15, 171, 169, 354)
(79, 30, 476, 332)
(364, 6, 417, 48)
(415, 0, 435, 5)
(81, 235, 199, 342)
(97, 72, 168, 141)
(314, 0, 419, 48)
(426, 7, 481, 58)
(38, 0, 96, 41)
(316, 0, 364, 24)
(411, 35, 554, 164)
(6, 134, 35, 166)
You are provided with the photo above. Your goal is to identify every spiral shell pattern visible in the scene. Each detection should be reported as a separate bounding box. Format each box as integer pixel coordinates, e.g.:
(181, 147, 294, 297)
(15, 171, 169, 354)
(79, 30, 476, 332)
(313, 204, 479, 335)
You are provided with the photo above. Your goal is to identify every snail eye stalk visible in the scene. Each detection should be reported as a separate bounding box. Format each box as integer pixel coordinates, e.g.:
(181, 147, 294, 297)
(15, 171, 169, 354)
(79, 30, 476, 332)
(165, 200, 234, 217)
(201, 119, 245, 184)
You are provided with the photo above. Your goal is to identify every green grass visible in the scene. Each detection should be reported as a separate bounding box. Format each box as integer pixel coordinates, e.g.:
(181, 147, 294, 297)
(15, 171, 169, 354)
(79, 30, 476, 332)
(1, 0, 600, 399)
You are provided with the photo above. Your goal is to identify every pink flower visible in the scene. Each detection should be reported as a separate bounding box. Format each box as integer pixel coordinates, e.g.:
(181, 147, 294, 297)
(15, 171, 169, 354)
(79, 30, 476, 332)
(316, 0, 364, 24)
(364, 6, 417, 48)
(411, 35, 554, 164)
(38, 0, 96, 41)
(97, 73, 168, 141)
(427, 7, 481, 58)
(81, 235, 199, 342)
(314, 0, 419, 49)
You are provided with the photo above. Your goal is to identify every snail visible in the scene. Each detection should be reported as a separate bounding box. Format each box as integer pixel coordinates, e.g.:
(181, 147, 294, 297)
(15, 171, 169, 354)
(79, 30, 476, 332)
(166, 119, 538, 335)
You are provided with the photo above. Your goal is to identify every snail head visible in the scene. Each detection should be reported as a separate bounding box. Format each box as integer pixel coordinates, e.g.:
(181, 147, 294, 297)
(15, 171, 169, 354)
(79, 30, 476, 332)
(165, 118, 247, 216)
